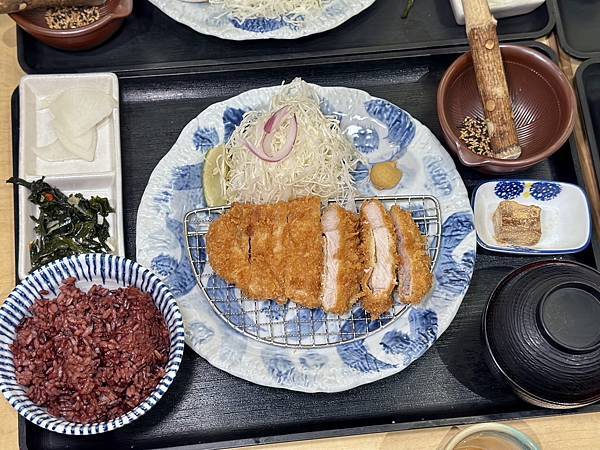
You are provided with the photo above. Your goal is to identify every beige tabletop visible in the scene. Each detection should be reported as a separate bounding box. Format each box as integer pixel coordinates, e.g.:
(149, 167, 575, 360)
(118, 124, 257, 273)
(1, 15, 600, 450)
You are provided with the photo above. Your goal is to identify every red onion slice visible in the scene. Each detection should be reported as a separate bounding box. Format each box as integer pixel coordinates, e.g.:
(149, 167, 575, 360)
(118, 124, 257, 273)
(242, 138, 275, 161)
(262, 114, 298, 162)
(263, 106, 291, 134)
(242, 111, 298, 163)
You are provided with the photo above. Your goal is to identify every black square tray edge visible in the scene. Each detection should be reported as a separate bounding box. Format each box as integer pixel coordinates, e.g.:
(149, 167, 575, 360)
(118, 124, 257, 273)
(12, 43, 600, 450)
(17, 408, 600, 450)
(576, 59, 600, 198)
(549, 0, 600, 60)
(112, 40, 553, 82)
(15, 0, 555, 75)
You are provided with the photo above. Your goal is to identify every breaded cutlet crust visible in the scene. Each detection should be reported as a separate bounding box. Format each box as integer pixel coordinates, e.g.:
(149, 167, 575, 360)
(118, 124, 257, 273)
(270, 201, 289, 304)
(206, 203, 252, 291)
(207, 197, 324, 307)
(359, 200, 399, 319)
(284, 197, 324, 309)
(207, 203, 282, 300)
(390, 206, 433, 304)
(245, 204, 283, 300)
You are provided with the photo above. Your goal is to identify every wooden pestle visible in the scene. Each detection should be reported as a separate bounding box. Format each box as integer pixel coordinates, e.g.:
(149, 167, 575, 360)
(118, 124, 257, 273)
(0, 0, 104, 14)
(461, 0, 522, 159)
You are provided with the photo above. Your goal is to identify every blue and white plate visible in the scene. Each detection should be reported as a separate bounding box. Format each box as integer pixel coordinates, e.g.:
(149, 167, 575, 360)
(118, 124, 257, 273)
(148, 0, 375, 40)
(0, 254, 185, 435)
(473, 180, 591, 255)
(136, 83, 476, 393)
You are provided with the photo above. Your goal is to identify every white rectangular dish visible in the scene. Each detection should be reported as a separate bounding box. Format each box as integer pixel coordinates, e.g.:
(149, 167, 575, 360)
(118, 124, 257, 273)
(17, 73, 124, 280)
(449, 0, 546, 25)
(473, 180, 591, 255)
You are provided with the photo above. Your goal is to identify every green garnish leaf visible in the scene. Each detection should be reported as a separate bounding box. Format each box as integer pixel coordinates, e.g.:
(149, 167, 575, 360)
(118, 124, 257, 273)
(402, 0, 415, 18)
(7, 177, 115, 272)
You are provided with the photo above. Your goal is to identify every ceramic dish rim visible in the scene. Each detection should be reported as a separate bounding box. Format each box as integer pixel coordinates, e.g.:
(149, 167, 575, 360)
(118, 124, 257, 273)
(443, 422, 542, 450)
(147, 0, 375, 41)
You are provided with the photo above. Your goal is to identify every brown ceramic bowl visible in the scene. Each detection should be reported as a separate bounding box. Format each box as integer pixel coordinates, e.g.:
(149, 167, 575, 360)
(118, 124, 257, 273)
(10, 0, 132, 51)
(437, 45, 576, 174)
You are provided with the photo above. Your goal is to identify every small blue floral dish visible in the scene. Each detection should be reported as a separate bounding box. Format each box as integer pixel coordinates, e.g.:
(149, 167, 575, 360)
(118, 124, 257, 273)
(0, 254, 185, 435)
(473, 180, 591, 255)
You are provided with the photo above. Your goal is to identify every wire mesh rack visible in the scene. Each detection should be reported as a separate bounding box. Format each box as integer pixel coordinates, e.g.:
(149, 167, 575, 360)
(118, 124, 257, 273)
(184, 196, 442, 349)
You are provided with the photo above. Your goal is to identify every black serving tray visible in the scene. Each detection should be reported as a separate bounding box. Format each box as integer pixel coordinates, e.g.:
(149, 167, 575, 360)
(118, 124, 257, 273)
(551, 0, 600, 59)
(576, 59, 600, 192)
(13, 43, 600, 450)
(16, 0, 554, 74)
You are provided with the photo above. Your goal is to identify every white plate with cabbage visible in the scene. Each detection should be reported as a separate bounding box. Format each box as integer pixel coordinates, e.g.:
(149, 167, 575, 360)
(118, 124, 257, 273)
(136, 79, 476, 392)
(148, 0, 375, 40)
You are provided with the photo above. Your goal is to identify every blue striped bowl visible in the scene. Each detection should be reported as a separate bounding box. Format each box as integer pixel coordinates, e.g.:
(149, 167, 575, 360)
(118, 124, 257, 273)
(0, 254, 185, 435)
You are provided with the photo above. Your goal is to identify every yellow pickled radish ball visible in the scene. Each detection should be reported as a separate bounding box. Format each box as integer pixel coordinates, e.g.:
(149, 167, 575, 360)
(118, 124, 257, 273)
(370, 161, 403, 190)
(203, 145, 227, 207)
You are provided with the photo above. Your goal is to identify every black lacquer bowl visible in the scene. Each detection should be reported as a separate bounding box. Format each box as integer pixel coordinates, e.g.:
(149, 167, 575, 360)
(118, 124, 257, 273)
(483, 260, 600, 409)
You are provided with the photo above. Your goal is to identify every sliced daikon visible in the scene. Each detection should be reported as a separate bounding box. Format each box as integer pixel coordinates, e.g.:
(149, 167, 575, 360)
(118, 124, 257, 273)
(33, 128, 97, 162)
(33, 140, 76, 162)
(55, 127, 97, 162)
(49, 89, 116, 137)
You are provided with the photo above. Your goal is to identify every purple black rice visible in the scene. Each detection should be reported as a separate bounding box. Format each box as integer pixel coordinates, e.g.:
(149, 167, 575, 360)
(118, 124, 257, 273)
(11, 277, 170, 424)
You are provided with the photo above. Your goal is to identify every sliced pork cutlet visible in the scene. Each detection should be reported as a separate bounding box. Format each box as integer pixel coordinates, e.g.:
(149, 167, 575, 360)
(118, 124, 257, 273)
(271, 201, 289, 304)
(360, 199, 398, 318)
(206, 203, 252, 290)
(244, 204, 284, 300)
(390, 206, 433, 304)
(207, 203, 281, 301)
(283, 196, 324, 309)
(321, 205, 363, 315)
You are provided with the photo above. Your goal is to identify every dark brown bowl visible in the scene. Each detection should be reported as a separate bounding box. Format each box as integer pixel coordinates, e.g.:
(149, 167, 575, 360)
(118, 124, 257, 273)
(483, 260, 600, 409)
(10, 0, 132, 51)
(437, 45, 576, 174)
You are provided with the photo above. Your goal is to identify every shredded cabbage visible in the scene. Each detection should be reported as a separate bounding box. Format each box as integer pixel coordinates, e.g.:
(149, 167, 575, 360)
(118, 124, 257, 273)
(218, 79, 363, 204)
(209, 0, 327, 24)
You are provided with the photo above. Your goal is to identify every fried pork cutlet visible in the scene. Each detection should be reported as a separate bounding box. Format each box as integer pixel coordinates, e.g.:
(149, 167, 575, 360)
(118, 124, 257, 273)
(206, 203, 252, 290)
(271, 201, 289, 304)
(207, 204, 282, 301)
(321, 205, 363, 315)
(245, 204, 283, 300)
(206, 196, 324, 307)
(283, 197, 324, 309)
(390, 206, 433, 305)
(360, 199, 398, 318)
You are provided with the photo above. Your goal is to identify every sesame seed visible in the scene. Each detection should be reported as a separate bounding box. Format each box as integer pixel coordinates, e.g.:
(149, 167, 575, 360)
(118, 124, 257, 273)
(44, 6, 100, 30)
(459, 116, 492, 157)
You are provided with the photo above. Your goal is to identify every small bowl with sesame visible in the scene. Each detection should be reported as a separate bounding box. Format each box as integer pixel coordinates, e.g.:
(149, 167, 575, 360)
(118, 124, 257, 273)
(10, 0, 132, 51)
(437, 44, 576, 174)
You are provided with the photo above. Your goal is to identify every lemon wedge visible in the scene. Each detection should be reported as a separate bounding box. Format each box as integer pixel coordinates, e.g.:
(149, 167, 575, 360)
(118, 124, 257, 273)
(203, 145, 227, 207)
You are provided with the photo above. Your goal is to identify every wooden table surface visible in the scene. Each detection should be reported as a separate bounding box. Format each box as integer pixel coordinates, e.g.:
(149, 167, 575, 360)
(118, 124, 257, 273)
(1, 16, 600, 450)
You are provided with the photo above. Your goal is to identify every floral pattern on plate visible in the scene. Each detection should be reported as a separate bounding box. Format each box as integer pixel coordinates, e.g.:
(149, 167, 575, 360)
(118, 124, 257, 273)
(148, 0, 375, 40)
(136, 84, 476, 392)
(494, 180, 562, 202)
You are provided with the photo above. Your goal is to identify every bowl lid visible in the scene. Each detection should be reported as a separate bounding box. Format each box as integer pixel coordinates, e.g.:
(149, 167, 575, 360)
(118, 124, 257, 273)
(484, 260, 600, 405)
